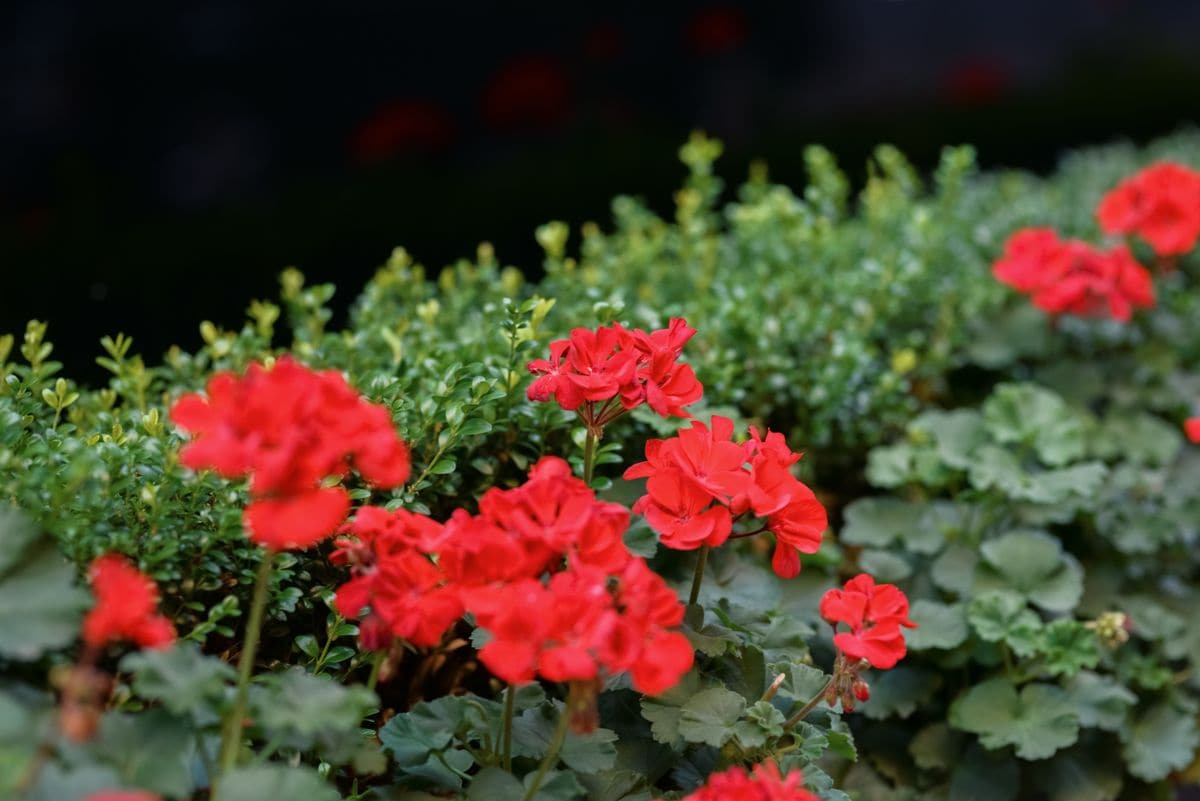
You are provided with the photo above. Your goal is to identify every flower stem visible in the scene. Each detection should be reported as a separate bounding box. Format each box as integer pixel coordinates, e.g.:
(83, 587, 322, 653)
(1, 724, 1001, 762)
(502, 684, 516, 772)
(583, 430, 597, 486)
(688, 544, 710, 607)
(522, 708, 569, 801)
(216, 549, 275, 782)
(366, 650, 385, 692)
(783, 677, 834, 731)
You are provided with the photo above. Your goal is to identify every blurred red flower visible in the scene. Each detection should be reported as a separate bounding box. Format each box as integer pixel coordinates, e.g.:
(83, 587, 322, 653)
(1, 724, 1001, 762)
(82, 554, 175, 651)
(1097, 162, 1200, 257)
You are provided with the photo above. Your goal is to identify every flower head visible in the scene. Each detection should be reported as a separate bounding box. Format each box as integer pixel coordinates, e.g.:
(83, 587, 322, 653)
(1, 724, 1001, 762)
(1186, 417, 1200, 444)
(170, 357, 411, 550)
(1097, 161, 1200, 257)
(681, 762, 819, 801)
(992, 228, 1155, 322)
(82, 555, 175, 651)
(820, 574, 916, 670)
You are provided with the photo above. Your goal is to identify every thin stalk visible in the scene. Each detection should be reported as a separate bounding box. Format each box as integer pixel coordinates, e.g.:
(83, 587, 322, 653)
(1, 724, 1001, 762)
(688, 545, 710, 607)
(521, 708, 569, 801)
(783, 677, 834, 731)
(216, 550, 275, 782)
(366, 650, 385, 692)
(502, 684, 516, 772)
(583, 430, 597, 486)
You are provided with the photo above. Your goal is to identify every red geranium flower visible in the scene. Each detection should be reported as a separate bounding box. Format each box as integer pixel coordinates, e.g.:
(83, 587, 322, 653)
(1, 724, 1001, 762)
(1097, 162, 1200, 257)
(527, 318, 703, 434)
(992, 228, 1155, 322)
(170, 357, 411, 550)
(82, 554, 175, 651)
(1186, 417, 1200, 443)
(681, 761, 819, 801)
(625, 416, 827, 577)
(820, 574, 916, 670)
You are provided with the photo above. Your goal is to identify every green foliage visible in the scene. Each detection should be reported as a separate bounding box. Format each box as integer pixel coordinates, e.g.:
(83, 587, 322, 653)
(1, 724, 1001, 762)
(4, 129, 1200, 798)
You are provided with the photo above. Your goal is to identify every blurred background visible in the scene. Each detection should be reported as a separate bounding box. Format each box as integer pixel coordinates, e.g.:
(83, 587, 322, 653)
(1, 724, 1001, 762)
(3, 0, 1200, 381)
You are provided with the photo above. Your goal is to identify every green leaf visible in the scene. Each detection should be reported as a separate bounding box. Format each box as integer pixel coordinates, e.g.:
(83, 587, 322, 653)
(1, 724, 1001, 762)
(839, 498, 925, 549)
(931, 545, 978, 595)
(982, 383, 1088, 467)
(254, 668, 377, 746)
(948, 679, 1080, 760)
(0, 507, 89, 659)
(468, 767, 524, 801)
(857, 549, 911, 582)
(92, 710, 195, 797)
(121, 643, 235, 717)
(910, 408, 987, 470)
(640, 671, 703, 748)
(975, 530, 1083, 613)
(967, 591, 1042, 656)
(676, 687, 746, 748)
(861, 665, 941, 720)
(1037, 620, 1101, 678)
(948, 742, 1019, 801)
(1120, 701, 1199, 782)
(430, 458, 457, 475)
(1091, 413, 1182, 467)
(514, 705, 618, 774)
(577, 769, 651, 801)
(1064, 671, 1136, 732)
(218, 765, 340, 801)
(732, 700, 786, 749)
(909, 722, 964, 771)
(1033, 742, 1123, 801)
(905, 600, 968, 651)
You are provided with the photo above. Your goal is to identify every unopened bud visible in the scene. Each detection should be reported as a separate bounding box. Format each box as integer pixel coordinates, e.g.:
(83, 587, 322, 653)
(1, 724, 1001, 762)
(1086, 611, 1131, 649)
(853, 679, 870, 702)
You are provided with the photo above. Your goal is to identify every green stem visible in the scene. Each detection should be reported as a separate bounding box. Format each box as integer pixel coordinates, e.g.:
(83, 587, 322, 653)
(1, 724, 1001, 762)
(215, 550, 275, 784)
(366, 650, 385, 692)
(583, 430, 597, 486)
(522, 709, 569, 801)
(783, 677, 834, 731)
(502, 684, 516, 772)
(688, 545, 710, 607)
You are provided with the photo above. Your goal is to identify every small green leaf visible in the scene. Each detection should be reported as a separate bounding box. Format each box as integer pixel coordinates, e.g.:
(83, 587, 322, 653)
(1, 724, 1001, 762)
(121, 644, 235, 717)
(676, 687, 746, 747)
(906, 600, 968, 651)
(949, 679, 1079, 760)
(1064, 671, 1136, 732)
(949, 742, 1019, 801)
(1120, 701, 1199, 782)
(429, 458, 457, 475)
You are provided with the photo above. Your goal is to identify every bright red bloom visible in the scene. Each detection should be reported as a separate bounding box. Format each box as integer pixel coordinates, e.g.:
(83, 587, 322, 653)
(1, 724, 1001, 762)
(170, 357, 411, 550)
(682, 761, 819, 801)
(527, 319, 703, 431)
(82, 555, 175, 651)
(1186, 417, 1200, 443)
(820, 574, 916, 670)
(85, 792, 162, 801)
(471, 560, 692, 694)
(1097, 162, 1200, 257)
(992, 228, 1155, 322)
(625, 416, 826, 576)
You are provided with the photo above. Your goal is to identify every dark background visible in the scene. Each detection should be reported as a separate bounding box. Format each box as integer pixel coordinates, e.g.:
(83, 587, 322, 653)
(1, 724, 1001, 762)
(4, 0, 1200, 381)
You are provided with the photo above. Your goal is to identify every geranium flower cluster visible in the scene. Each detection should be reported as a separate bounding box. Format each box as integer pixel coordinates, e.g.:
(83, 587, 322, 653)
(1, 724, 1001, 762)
(170, 357, 411, 550)
(332, 456, 694, 695)
(681, 762, 819, 801)
(1186, 416, 1200, 444)
(82, 554, 175, 651)
(527, 318, 703, 431)
(818, 573, 915, 711)
(992, 228, 1155, 322)
(624, 416, 828, 578)
(1097, 161, 1200, 257)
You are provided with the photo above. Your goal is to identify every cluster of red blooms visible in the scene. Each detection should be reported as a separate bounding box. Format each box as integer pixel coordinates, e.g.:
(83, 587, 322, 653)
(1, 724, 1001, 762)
(82, 554, 176, 651)
(527, 318, 703, 431)
(170, 357, 411, 550)
(992, 228, 1155, 322)
(332, 456, 694, 695)
(624, 416, 828, 579)
(1186, 416, 1200, 444)
(681, 762, 818, 801)
(817, 573, 915, 711)
(1097, 161, 1200, 258)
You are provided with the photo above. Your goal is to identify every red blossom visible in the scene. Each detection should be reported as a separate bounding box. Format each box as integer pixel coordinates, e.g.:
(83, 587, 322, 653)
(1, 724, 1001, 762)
(625, 416, 827, 577)
(681, 761, 819, 801)
(1186, 417, 1200, 443)
(1097, 162, 1200, 257)
(992, 228, 1156, 322)
(527, 319, 704, 433)
(820, 574, 916, 670)
(82, 555, 175, 651)
(170, 357, 411, 550)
